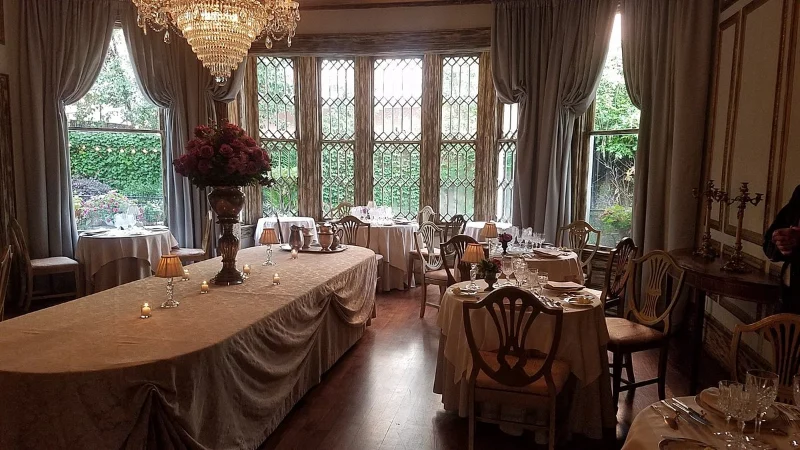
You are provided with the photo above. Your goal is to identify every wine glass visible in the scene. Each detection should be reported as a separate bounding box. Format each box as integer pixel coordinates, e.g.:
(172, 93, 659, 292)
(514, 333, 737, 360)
(714, 380, 738, 441)
(730, 384, 759, 449)
(501, 257, 515, 286)
(538, 272, 549, 290)
(528, 268, 540, 294)
(513, 259, 528, 287)
(746, 369, 779, 438)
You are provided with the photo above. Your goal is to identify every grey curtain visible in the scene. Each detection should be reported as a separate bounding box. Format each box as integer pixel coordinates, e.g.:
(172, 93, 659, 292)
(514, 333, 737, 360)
(122, 4, 245, 247)
(621, 0, 715, 252)
(492, 0, 616, 240)
(18, 0, 118, 258)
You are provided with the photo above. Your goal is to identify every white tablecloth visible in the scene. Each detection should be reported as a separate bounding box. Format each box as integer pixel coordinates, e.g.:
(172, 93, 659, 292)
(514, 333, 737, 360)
(464, 221, 513, 241)
(623, 396, 795, 449)
(255, 216, 318, 244)
(433, 280, 614, 439)
(76, 229, 178, 293)
(355, 222, 418, 292)
(0, 246, 377, 449)
(509, 251, 585, 284)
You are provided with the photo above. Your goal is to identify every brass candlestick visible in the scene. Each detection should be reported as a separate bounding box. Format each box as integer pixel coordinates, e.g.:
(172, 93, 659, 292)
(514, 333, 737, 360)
(693, 180, 727, 259)
(722, 182, 763, 273)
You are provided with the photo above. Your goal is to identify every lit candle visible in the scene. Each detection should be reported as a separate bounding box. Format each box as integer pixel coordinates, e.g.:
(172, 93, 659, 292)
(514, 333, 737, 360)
(273, 273, 281, 285)
(200, 280, 209, 294)
(182, 269, 190, 281)
(140, 302, 151, 319)
(291, 249, 298, 259)
(243, 264, 251, 277)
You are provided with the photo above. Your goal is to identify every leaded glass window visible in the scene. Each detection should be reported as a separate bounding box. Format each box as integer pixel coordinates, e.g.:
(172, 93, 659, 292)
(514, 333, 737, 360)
(496, 103, 518, 223)
(257, 56, 299, 216)
(372, 58, 422, 219)
(439, 56, 479, 221)
(320, 59, 356, 213)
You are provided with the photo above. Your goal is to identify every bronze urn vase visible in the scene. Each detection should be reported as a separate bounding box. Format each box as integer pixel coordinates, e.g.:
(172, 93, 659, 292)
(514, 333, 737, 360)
(207, 186, 246, 285)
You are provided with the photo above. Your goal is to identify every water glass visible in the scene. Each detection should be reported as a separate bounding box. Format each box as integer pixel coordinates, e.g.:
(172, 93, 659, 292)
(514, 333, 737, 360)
(538, 272, 549, 289)
(730, 384, 759, 449)
(502, 257, 515, 286)
(513, 259, 528, 287)
(714, 380, 738, 441)
(745, 369, 779, 438)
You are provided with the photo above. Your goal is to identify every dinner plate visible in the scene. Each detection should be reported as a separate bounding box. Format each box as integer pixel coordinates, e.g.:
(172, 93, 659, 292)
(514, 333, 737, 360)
(564, 297, 594, 307)
(658, 437, 716, 449)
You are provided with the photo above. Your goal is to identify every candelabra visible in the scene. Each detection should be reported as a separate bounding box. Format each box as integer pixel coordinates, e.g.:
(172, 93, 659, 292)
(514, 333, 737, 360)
(692, 180, 727, 259)
(722, 182, 763, 273)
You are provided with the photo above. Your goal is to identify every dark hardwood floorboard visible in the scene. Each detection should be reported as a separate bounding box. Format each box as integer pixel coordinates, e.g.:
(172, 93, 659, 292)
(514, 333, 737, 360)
(259, 286, 728, 449)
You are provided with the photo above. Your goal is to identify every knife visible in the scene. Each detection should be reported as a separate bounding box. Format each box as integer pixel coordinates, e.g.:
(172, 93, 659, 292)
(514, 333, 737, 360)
(671, 398, 712, 426)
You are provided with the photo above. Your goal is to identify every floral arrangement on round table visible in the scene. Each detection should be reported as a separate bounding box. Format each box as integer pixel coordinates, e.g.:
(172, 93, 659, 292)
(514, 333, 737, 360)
(498, 232, 513, 255)
(478, 258, 502, 291)
(174, 121, 274, 285)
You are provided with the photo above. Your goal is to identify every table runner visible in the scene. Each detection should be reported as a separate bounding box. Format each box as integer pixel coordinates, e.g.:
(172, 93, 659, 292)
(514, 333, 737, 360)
(0, 246, 377, 449)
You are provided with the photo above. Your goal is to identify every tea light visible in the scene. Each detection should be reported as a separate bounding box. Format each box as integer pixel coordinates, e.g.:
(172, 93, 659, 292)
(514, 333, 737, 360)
(243, 264, 251, 278)
(140, 302, 152, 319)
(200, 280, 209, 294)
(273, 273, 281, 285)
(291, 249, 298, 259)
(182, 269, 190, 281)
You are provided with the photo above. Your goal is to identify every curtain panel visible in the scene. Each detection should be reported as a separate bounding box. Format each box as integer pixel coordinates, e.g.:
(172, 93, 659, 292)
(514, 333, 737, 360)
(621, 0, 715, 252)
(492, 0, 616, 241)
(18, 0, 119, 258)
(121, 4, 244, 248)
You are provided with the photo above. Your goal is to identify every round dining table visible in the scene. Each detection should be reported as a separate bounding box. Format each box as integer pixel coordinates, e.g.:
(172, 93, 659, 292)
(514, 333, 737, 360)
(355, 221, 418, 292)
(463, 221, 513, 241)
(623, 396, 797, 449)
(255, 216, 318, 244)
(433, 280, 615, 440)
(76, 227, 179, 293)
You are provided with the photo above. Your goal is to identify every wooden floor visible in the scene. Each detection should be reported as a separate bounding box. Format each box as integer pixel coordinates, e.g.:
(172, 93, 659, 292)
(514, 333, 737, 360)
(259, 287, 727, 450)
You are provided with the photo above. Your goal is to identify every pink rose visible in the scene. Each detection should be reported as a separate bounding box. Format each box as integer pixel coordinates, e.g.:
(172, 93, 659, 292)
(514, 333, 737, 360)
(199, 145, 214, 158)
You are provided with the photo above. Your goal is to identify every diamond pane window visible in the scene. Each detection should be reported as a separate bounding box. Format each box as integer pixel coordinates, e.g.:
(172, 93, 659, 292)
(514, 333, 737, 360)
(257, 56, 299, 216)
(440, 56, 479, 220)
(320, 59, 356, 212)
(373, 58, 423, 219)
(496, 103, 518, 223)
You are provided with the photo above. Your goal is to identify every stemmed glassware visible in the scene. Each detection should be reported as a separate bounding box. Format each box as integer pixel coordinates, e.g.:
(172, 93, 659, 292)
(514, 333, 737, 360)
(729, 384, 759, 449)
(714, 380, 738, 441)
(513, 259, 528, 287)
(501, 257, 515, 286)
(746, 370, 779, 439)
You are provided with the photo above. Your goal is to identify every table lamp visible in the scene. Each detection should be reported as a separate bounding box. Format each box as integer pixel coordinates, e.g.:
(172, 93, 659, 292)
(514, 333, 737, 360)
(259, 228, 280, 266)
(155, 255, 184, 308)
(481, 222, 498, 251)
(461, 243, 485, 292)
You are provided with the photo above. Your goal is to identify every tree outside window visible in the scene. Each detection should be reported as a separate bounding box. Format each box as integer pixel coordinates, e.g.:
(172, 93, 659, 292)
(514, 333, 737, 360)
(66, 28, 165, 230)
(585, 14, 640, 247)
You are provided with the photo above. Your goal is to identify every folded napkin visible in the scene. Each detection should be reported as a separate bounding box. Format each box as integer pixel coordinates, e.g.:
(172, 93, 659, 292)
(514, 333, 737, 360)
(697, 387, 721, 416)
(545, 281, 585, 291)
(532, 248, 563, 258)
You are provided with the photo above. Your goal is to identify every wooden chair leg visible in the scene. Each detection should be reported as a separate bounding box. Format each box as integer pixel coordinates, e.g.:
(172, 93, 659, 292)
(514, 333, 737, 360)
(23, 272, 34, 312)
(612, 351, 623, 410)
(407, 256, 415, 288)
(75, 267, 85, 298)
(658, 344, 669, 400)
(468, 385, 476, 450)
(624, 353, 635, 385)
(420, 280, 427, 318)
(548, 397, 556, 450)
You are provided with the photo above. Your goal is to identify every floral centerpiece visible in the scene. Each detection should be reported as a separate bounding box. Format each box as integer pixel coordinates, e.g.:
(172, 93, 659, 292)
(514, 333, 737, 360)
(174, 121, 274, 285)
(478, 258, 502, 291)
(498, 232, 512, 255)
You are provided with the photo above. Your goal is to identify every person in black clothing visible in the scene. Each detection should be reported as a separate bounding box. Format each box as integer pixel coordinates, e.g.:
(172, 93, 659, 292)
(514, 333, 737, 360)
(764, 184, 800, 312)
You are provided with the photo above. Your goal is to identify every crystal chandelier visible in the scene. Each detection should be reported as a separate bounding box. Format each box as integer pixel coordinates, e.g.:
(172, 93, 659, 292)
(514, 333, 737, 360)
(132, 0, 300, 82)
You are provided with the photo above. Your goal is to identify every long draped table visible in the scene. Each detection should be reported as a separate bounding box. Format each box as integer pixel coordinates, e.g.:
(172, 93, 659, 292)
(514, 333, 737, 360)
(0, 246, 377, 449)
(433, 281, 614, 440)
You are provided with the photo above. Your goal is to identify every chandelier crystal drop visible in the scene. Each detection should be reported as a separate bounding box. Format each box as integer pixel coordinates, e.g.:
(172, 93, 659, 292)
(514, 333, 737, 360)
(132, 0, 300, 83)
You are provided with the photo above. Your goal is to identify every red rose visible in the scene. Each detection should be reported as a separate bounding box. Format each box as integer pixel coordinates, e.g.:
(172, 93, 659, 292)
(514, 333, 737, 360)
(198, 160, 212, 174)
(245, 162, 259, 175)
(226, 158, 240, 174)
(244, 137, 257, 147)
(194, 125, 212, 138)
(199, 145, 214, 159)
(219, 144, 234, 157)
(186, 138, 203, 152)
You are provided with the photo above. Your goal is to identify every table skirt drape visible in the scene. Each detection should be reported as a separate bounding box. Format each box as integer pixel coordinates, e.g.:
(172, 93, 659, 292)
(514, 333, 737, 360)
(0, 247, 377, 450)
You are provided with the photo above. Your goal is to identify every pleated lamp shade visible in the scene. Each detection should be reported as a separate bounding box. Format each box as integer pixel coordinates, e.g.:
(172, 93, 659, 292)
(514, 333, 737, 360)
(480, 222, 498, 239)
(259, 228, 279, 245)
(155, 255, 185, 278)
(461, 243, 485, 264)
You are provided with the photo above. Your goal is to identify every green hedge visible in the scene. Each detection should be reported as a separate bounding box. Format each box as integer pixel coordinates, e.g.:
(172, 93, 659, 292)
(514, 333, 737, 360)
(69, 130, 163, 196)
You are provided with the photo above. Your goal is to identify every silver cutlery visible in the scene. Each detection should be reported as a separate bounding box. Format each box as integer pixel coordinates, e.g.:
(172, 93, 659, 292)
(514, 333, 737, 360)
(659, 436, 717, 449)
(671, 398, 712, 426)
(651, 404, 679, 430)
